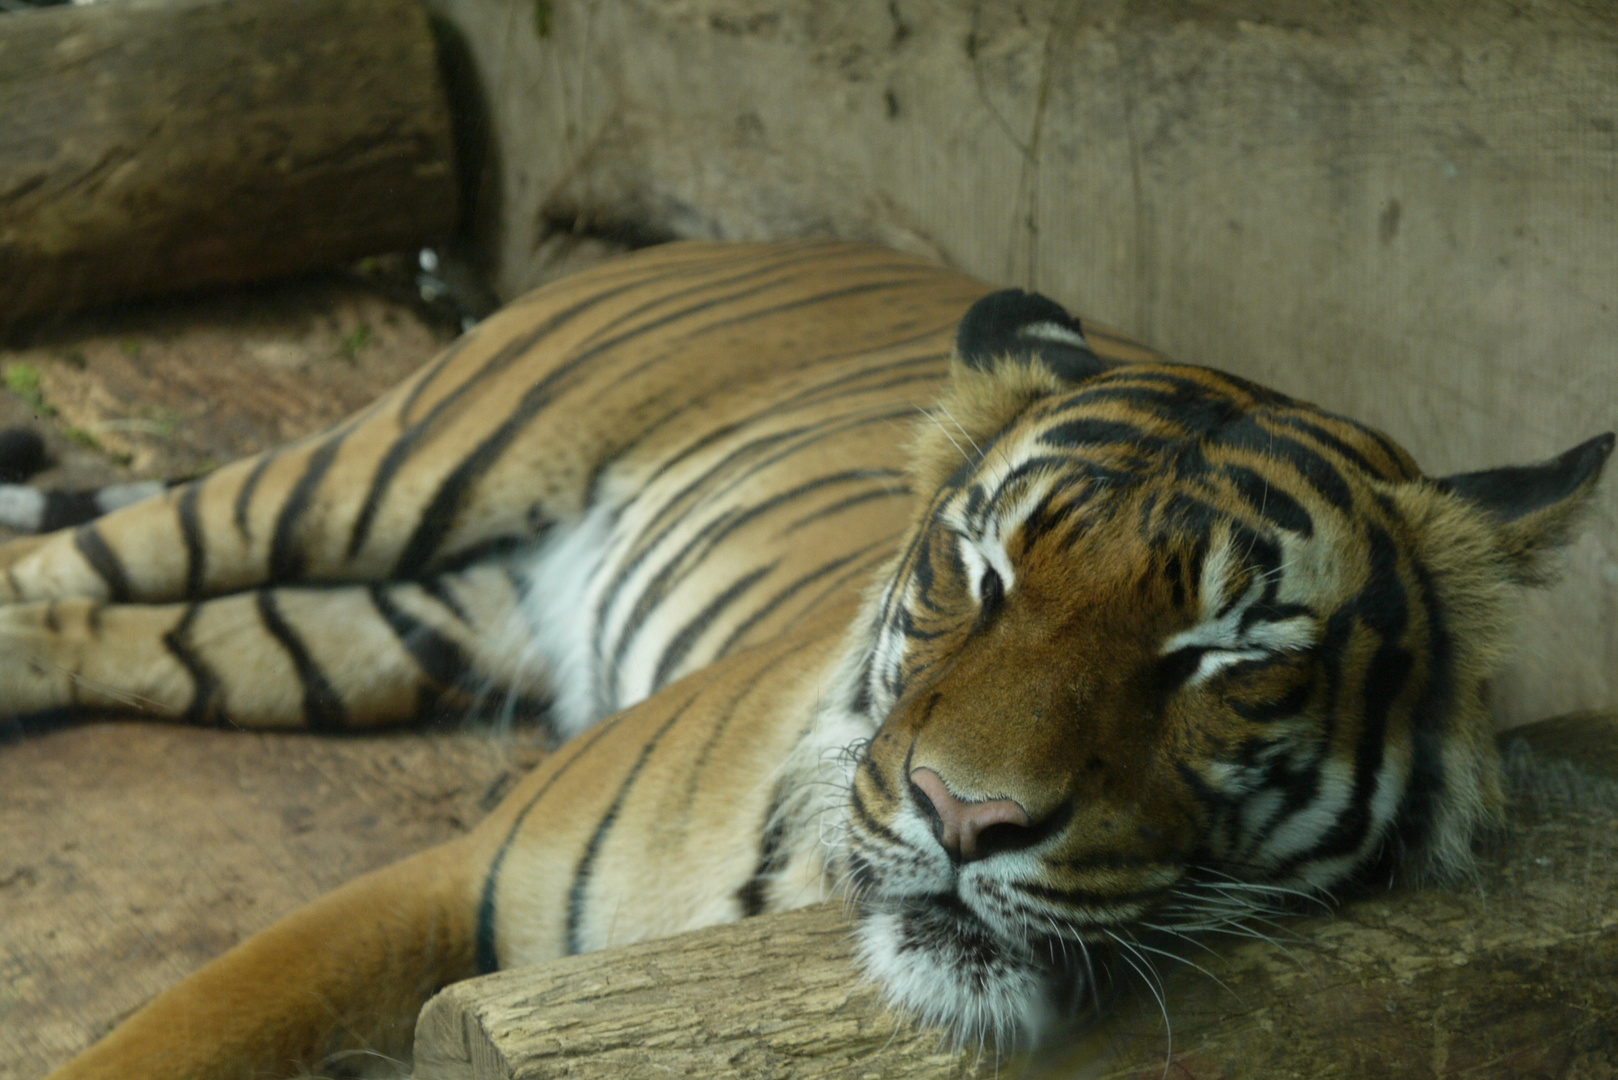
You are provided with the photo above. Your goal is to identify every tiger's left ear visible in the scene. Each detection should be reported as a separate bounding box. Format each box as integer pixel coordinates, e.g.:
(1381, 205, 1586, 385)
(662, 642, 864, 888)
(955, 289, 1112, 384)
(1434, 432, 1614, 584)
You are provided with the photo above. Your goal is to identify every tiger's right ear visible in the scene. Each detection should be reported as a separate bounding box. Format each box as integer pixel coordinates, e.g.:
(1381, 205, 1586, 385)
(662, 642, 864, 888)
(955, 289, 1112, 384)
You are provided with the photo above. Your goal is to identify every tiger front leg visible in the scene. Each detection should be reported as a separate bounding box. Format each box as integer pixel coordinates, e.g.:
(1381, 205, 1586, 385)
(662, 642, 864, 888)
(0, 566, 549, 730)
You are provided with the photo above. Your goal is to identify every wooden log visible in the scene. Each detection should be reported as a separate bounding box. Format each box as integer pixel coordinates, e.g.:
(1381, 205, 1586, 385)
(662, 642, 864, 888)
(0, 0, 457, 322)
(412, 901, 994, 1080)
(413, 715, 1618, 1079)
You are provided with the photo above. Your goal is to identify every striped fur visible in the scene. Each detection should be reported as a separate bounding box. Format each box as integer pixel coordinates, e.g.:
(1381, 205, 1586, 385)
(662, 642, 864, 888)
(26, 242, 1609, 1078)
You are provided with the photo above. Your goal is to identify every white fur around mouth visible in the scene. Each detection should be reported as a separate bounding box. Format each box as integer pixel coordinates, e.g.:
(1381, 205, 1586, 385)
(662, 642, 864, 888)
(854, 892, 1087, 1046)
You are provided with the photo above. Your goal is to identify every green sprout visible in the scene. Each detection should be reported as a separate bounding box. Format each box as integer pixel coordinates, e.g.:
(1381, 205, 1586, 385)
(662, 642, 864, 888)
(4, 363, 55, 416)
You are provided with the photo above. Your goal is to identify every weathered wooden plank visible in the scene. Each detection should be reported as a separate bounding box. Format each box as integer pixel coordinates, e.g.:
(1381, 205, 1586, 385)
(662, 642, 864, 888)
(0, 0, 457, 322)
(414, 900, 992, 1080)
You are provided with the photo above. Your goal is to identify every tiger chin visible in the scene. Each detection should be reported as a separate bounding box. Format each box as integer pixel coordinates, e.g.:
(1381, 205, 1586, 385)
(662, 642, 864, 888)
(10, 242, 1609, 1079)
(818, 289, 1613, 1047)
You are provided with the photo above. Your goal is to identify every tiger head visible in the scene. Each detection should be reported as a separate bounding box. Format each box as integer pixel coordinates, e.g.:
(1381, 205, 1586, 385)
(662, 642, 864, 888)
(839, 290, 1613, 1042)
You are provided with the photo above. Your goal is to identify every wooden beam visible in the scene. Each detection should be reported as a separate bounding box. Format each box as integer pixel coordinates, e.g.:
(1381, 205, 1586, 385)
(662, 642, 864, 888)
(0, 0, 457, 322)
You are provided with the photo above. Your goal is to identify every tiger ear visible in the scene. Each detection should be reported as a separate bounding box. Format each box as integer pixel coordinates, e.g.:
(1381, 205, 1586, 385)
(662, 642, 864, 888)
(955, 289, 1111, 384)
(1434, 433, 1614, 584)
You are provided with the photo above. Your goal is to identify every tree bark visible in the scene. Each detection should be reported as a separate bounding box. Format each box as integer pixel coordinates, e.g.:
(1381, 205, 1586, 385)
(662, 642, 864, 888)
(0, 0, 457, 323)
(413, 715, 1618, 1079)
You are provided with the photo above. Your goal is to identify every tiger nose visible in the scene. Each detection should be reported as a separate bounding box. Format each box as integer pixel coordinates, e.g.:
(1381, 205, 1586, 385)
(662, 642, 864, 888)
(909, 767, 1033, 862)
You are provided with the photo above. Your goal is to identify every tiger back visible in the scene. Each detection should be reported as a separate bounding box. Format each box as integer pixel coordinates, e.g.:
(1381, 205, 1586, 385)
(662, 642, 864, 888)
(17, 242, 1608, 1078)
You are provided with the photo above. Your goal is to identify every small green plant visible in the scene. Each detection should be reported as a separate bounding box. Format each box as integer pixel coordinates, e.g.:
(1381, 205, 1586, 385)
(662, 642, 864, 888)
(4, 363, 55, 416)
(119, 339, 142, 357)
(62, 426, 101, 449)
(337, 324, 373, 363)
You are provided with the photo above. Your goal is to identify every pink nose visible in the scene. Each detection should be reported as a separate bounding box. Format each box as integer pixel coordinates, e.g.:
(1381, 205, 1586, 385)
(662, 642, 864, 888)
(909, 767, 1032, 862)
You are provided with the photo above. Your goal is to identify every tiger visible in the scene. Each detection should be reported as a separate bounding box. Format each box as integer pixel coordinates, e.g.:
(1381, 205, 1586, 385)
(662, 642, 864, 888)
(13, 240, 1608, 1079)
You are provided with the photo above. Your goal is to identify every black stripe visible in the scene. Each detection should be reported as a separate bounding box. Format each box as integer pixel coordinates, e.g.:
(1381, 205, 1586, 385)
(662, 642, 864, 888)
(1230, 679, 1313, 724)
(255, 591, 346, 731)
(1214, 417, 1356, 516)
(848, 783, 906, 846)
(1274, 416, 1388, 482)
(736, 781, 790, 917)
(399, 247, 796, 426)
(1041, 417, 1173, 454)
(428, 534, 532, 576)
(39, 491, 102, 532)
(1277, 526, 1412, 869)
(713, 539, 893, 657)
(1316, 411, 1413, 479)
(475, 710, 633, 973)
(389, 255, 858, 576)
(631, 349, 946, 494)
(418, 574, 472, 625)
(369, 584, 471, 688)
(1069, 383, 1241, 436)
(1385, 553, 1453, 862)
(596, 407, 920, 673)
(178, 482, 206, 598)
(565, 691, 700, 954)
(677, 639, 827, 813)
(1012, 879, 1161, 911)
(647, 565, 774, 691)
(600, 273, 950, 393)
(605, 471, 896, 677)
(1223, 465, 1313, 536)
(73, 525, 130, 602)
(780, 486, 907, 534)
(162, 603, 221, 727)
(233, 450, 279, 541)
(268, 435, 347, 583)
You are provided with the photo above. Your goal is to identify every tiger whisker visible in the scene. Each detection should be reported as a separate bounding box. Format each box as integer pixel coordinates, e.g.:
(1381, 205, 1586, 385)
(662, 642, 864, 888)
(1104, 929, 1174, 1079)
(935, 403, 983, 455)
(924, 408, 973, 464)
(1119, 929, 1240, 1000)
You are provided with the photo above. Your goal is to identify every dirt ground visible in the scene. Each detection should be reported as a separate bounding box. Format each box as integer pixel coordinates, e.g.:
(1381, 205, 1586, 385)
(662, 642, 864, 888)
(0, 268, 552, 1078)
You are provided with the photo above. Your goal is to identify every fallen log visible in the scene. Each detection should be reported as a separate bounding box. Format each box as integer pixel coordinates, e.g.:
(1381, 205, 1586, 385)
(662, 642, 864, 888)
(413, 714, 1618, 1079)
(0, 0, 457, 322)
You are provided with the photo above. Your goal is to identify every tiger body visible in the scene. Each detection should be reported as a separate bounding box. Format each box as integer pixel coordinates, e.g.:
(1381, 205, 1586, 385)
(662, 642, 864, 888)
(17, 242, 1608, 1079)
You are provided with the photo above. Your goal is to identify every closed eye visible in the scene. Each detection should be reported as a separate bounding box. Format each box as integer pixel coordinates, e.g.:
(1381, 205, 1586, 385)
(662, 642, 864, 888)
(977, 566, 1005, 620)
(954, 533, 1014, 619)
(1160, 611, 1317, 690)
(1157, 644, 1282, 690)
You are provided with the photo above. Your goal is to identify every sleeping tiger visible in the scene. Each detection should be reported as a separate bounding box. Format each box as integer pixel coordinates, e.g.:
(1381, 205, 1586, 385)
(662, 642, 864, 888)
(16, 241, 1609, 1078)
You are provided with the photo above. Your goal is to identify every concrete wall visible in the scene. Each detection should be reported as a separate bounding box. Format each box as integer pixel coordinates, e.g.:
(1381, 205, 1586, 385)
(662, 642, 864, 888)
(427, 0, 1617, 725)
